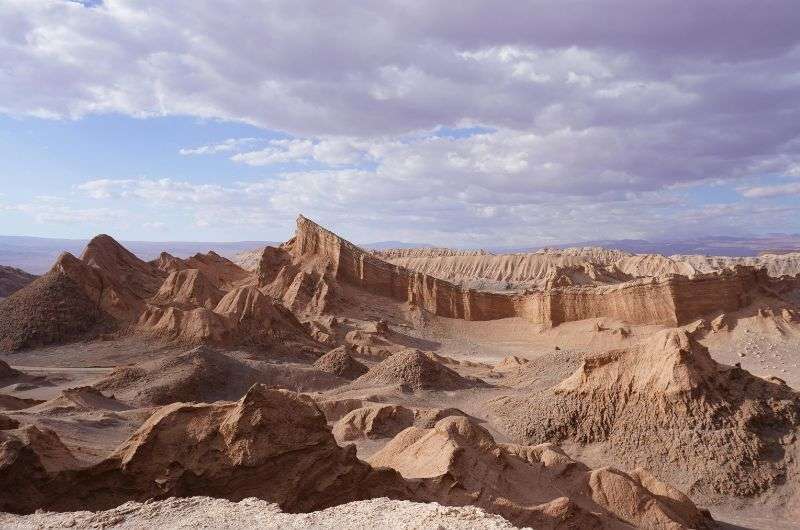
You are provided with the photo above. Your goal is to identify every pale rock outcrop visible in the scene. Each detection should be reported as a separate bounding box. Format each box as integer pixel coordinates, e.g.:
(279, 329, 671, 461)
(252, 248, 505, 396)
(370, 416, 711, 529)
(256, 216, 782, 328)
(31, 385, 407, 514)
(490, 329, 800, 498)
(332, 404, 466, 442)
(214, 285, 307, 341)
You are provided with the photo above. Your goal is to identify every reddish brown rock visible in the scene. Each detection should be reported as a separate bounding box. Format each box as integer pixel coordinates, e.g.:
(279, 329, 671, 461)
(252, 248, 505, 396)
(313, 346, 368, 379)
(369, 416, 712, 529)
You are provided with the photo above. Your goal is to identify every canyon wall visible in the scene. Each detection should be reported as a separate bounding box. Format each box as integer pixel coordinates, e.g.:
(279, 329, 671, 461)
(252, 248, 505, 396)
(281, 216, 767, 326)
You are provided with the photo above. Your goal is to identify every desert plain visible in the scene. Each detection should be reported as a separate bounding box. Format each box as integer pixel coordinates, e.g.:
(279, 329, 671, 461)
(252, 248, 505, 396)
(0, 215, 799, 529)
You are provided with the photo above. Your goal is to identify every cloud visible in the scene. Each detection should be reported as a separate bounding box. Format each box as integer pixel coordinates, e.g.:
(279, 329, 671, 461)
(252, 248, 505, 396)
(1, 195, 122, 224)
(740, 182, 800, 198)
(3, 1, 800, 242)
(231, 139, 315, 166)
(76, 178, 235, 203)
(179, 138, 259, 155)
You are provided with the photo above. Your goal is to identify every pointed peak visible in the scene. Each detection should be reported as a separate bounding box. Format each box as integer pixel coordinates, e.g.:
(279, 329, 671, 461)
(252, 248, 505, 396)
(81, 234, 145, 267)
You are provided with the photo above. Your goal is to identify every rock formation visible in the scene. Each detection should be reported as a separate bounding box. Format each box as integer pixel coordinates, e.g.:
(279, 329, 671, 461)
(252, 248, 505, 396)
(332, 404, 466, 442)
(255, 216, 793, 328)
(3, 216, 797, 353)
(0, 385, 713, 529)
(1, 385, 408, 514)
(490, 329, 800, 498)
(150, 268, 224, 310)
(369, 416, 712, 529)
(0, 425, 81, 513)
(378, 246, 800, 286)
(0, 233, 319, 351)
(28, 386, 130, 415)
(0, 359, 20, 380)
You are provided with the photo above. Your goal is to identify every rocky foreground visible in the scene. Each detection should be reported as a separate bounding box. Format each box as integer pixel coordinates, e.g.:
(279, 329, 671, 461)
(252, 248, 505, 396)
(0, 497, 519, 529)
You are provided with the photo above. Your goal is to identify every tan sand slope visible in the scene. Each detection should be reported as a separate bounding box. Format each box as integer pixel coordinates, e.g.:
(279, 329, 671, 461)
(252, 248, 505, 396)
(313, 346, 368, 379)
(351, 349, 488, 391)
(490, 329, 800, 499)
(94, 346, 343, 406)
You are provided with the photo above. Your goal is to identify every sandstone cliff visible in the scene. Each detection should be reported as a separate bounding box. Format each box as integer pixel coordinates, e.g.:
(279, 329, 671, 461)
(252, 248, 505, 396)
(256, 216, 787, 327)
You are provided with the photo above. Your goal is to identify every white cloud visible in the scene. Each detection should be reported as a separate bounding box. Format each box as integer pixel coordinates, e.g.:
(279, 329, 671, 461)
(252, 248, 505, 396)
(1, 195, 122, 224)
(179, 138, 259, 155)
(231, 139, 314, 166)
(740, 182, 800, 198)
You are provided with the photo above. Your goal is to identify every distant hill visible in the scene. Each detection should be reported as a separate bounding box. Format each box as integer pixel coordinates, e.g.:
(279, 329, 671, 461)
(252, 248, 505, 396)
(2, 233, 799, 275)
(0, 265, 37, 298)
(0, 235, 277, 275)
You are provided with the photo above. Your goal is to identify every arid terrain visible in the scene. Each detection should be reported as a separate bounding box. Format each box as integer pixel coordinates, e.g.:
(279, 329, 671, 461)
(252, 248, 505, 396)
(1, 215, 799, 529)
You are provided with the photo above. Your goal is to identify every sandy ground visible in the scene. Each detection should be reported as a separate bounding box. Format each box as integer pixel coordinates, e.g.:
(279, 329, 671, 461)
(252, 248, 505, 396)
(2, 299, 799, 527)
(0, 497, 521, 529)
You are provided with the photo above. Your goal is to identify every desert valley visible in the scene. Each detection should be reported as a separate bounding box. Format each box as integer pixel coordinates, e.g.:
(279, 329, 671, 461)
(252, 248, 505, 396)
(0, 215, 797, 528)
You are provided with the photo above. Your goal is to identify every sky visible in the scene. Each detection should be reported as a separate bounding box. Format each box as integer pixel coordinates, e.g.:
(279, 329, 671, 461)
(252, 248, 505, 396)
(1, 0, 799, 246)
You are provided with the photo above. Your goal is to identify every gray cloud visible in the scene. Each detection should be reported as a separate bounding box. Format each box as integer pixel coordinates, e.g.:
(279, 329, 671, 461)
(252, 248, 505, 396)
(3, 0, 800, 242)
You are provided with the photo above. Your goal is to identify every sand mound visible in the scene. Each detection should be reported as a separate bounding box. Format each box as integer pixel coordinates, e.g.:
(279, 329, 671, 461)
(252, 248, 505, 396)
(150, 268, 224, 310)
(313, 346, 368, 379)
(95, 346, 344, 406)
(352, 350, 487, 391)
(332, 404, 466, 442)
(0, 270, 112, 351)
(0, 496, 519, 530)
(0, 359, 20, 379)
(28, 386, 129, 415)
(0, 266, 36, 298)
(490, 329, 800, 499)
(0, 394, 43, 411)
(495, 355, 530, 371)
(370, 416, 711, 529)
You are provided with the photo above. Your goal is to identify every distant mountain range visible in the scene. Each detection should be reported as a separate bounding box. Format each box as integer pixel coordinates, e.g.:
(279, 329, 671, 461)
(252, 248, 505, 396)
(490, 234, 800, 257)
(1, 233, 798, 275)
(0, 236, 276, 275)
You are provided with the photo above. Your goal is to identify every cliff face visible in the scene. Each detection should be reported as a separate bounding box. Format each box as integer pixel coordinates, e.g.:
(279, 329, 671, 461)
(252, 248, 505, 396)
(380, 246, 800, 288)
(263, 216, 778, 327)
